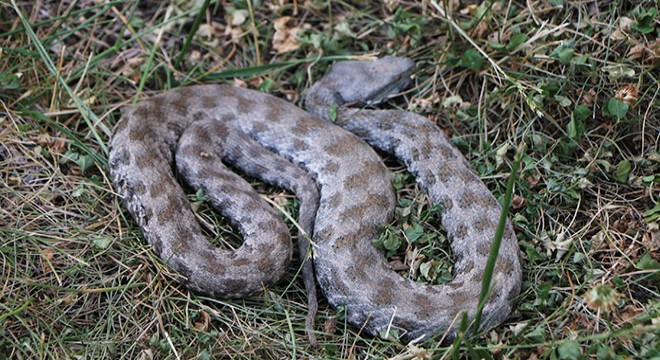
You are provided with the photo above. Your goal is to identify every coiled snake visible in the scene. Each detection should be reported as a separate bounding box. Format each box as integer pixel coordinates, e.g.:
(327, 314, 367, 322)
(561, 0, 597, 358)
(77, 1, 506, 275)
(108, 57, 521, 343)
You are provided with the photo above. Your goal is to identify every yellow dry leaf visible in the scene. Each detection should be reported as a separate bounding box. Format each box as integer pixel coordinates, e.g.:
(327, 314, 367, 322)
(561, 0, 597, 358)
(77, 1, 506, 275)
(584, 284, 619, 313)
(619, 16, 634, 32)
(473, 21, 489, 39)
(194, 311, 210, 331)
(628, 39, 660, 63)
(614, 84, 639, 106)
(610, 17, 634, 40)
(628, 44, 647, 60)
(41, 247, 55, 274)
(224, 24, 244, 44)
(232, 78, 247, 88)
(383, 0, 400, 13)
(582, 88, 597, 107)
(230, 10, 248, 26)
(272, 16, 301, 54)
(460, 4, 478, 15)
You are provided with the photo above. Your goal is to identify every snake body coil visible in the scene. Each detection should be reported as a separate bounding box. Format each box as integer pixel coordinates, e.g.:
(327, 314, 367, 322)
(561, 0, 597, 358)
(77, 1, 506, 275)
(108, 57, 521, 343)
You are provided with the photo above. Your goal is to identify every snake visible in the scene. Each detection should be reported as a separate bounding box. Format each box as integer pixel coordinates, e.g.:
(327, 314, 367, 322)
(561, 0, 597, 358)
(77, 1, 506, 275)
(108, 56, 522, 343)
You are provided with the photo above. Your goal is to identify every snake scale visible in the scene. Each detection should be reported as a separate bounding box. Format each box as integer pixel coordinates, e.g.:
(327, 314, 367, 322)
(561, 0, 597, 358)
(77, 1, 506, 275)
(108, 57, 522, 343)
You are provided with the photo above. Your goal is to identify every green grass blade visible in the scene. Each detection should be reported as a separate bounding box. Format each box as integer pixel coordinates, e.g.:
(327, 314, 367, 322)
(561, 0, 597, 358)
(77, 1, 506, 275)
(10, 0, 108, 156)
(471, 143, 524, 334)
(174, 0, 211, 70)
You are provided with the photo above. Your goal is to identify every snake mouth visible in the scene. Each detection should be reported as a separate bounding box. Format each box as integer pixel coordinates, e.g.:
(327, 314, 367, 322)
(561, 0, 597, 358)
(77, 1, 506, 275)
(363, 69, 415, 106)
(355, 57, 416, 107)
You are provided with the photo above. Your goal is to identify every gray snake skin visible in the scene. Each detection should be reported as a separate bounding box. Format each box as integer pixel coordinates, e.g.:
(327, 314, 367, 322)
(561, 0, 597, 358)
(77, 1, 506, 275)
(108, 57, 521, 343)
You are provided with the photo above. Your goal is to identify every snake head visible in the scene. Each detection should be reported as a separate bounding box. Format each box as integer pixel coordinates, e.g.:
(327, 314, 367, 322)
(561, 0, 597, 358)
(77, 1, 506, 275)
(304, 56, 415, 119)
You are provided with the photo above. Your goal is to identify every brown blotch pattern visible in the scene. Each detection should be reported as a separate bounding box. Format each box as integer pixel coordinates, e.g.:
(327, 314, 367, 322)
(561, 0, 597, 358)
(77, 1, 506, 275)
(128, 125, 149, 142)
(373, 280, 395, 305)
(292, 138, 309, 152)
(455, 224, 469, 240)
(437, 143, 456, 161)
(322, 161, 340, 173)
(169, 92, 191, 118)
(412, 295, 436, 316)
(476, 242, 491, 257)
(338, 200, 374, 223)
(114, 118, 129, 134)
(447, 281, 464, 290)
(192, 111, 205, 121)
(473, 216, 495, 233)
(448, 291, 470, 309)
(323, 134, 359, 156)
(458, 188, 483, 210)
(343, 161, 385, 189)
(251, 121, 268, 134)
(201, 95, 218, 109)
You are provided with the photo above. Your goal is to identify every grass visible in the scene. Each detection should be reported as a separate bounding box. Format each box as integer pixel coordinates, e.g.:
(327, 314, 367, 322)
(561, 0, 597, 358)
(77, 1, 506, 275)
(1, 0, 659, 359)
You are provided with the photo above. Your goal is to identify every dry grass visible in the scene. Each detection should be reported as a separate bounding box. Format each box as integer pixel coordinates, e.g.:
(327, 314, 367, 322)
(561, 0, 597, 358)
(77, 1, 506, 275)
(1, 0, 658, 359)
